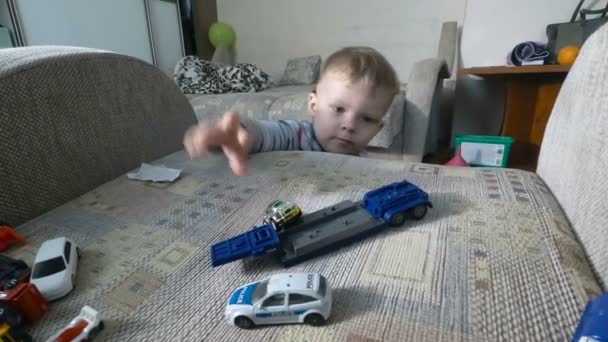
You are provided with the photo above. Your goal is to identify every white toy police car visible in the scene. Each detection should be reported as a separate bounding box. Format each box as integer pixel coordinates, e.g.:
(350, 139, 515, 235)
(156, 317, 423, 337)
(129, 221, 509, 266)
(225, 272, 332, 329)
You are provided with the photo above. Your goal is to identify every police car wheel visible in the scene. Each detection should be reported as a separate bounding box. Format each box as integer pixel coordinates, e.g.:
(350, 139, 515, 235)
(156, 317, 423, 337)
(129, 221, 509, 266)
(304, 313, 325, 326)
(235, 316, 255, 329)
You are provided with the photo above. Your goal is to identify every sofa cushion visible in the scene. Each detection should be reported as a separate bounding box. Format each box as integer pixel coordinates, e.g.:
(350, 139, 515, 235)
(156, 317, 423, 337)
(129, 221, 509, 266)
(279, 55, 322, 86)
(188, 93, 277, 121)
(15, 151, 602, 341)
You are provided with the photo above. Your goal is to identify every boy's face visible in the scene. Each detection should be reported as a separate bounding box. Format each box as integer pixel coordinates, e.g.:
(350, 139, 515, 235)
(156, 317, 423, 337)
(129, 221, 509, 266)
(308, 71, 392, 155)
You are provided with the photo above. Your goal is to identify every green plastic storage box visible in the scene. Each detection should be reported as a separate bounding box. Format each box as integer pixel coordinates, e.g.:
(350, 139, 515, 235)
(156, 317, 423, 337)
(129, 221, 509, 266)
(455, 135, 514, 168)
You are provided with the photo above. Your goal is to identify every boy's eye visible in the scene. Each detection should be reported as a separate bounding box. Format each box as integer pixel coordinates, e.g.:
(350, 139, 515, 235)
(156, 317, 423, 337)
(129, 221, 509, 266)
(333, 106, 345, 114)
(362, 116, 377, 123)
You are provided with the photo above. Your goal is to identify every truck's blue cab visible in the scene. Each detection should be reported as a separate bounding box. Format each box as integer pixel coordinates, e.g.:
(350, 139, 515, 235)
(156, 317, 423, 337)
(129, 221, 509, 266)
(362, 180, 432, 226)
(210, 224, 281, 267)
(573, 293, 608, 342)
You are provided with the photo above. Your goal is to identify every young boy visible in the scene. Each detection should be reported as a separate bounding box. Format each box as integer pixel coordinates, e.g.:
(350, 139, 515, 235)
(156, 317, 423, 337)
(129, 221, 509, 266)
(183, 46, 400, 176)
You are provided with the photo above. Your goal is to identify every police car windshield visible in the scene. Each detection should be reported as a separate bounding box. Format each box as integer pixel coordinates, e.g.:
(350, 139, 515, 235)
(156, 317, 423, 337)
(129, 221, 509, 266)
(252, 280, 268, 303)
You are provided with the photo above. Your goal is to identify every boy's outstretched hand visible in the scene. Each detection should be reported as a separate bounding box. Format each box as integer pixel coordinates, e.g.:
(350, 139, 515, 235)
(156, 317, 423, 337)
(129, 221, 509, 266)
(183, 112, 250, 176)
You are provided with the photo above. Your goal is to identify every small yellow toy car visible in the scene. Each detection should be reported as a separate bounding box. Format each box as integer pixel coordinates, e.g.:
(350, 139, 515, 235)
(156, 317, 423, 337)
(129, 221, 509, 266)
(262, 200, 302, 230)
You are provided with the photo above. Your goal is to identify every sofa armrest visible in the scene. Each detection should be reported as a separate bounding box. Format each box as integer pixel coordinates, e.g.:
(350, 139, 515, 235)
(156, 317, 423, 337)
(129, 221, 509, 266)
(402, 58, 450, 161)
(437, 21, 458, 77)
(0, 46, 196, 226)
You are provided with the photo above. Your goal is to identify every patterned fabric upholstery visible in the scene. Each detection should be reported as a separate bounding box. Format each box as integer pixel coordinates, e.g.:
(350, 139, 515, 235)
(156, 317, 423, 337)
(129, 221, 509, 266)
(11, 151, 602, 341)
(0, 47, 196, 226)
(2, 43, 604, 341)
(537, 24, 608, 288)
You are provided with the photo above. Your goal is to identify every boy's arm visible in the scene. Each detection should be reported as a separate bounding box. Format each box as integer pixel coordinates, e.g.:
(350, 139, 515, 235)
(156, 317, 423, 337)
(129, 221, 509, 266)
(239, 116, 323, 153)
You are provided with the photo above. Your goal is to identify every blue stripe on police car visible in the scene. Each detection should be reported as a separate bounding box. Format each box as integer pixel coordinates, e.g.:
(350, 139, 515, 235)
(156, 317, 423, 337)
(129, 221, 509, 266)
(228, 283, 257, 305)
(255, 312, 273, 318)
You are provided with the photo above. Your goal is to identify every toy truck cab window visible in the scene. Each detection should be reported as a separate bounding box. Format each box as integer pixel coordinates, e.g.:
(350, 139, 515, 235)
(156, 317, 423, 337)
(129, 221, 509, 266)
(31, 257, 65, 279)
(289, 293, 318, 305)
(64, 241, 71, 264)
(262, 293, 285, 307)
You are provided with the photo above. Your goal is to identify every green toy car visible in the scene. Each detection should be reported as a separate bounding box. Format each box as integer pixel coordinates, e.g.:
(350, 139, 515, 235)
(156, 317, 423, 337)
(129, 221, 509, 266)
(262, 200, 302, 230)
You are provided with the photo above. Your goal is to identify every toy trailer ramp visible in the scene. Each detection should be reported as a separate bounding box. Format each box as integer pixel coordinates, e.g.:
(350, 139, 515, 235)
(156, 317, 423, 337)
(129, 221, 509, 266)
(211, 225, 280, 267)
(278, 201, 386, 266)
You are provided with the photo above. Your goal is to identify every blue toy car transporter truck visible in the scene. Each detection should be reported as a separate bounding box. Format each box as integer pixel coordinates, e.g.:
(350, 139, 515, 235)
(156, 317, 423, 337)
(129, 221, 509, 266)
(210, 179, 433, 267)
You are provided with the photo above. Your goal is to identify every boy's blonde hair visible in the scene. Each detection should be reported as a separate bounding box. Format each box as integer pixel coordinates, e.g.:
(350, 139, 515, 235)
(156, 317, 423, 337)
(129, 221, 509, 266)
(321, 47, 400, 97)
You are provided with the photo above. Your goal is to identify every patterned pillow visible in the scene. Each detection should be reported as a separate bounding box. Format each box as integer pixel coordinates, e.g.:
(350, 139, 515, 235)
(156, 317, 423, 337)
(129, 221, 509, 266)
(279, 55, 322, 85)
(174, 56, 272, 94)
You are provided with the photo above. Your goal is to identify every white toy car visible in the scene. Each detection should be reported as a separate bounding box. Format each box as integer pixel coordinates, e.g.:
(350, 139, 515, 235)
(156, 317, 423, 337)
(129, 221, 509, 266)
(45, 305, 104, 342)
(225, 272, 332, 329)
(30, 237, 79, 301)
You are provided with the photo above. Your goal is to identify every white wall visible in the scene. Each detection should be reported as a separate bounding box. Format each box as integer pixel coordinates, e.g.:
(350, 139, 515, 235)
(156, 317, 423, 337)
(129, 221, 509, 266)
(218, 0, 467, 82)
(453, 0, 608, 144)
(461, 0, 607, 67)
(15, 0, 154, 63)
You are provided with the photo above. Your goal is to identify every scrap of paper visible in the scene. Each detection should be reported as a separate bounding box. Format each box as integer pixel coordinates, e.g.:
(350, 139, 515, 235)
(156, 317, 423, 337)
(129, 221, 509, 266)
(127, 163, 182, 182)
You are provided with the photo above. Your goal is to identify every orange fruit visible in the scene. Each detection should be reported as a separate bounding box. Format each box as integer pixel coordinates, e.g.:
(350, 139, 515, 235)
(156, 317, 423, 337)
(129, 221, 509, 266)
(557, 45, 580, 65)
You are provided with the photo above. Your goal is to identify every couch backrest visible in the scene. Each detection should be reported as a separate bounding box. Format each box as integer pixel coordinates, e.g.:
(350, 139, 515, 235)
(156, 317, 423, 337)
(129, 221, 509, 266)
(0, 47, 196, 226)
(537, 25, 608, 289)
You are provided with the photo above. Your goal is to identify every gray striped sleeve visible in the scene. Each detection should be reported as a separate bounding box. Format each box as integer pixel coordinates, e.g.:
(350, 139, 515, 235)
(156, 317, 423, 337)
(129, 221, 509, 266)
(239, 116, 324, 153)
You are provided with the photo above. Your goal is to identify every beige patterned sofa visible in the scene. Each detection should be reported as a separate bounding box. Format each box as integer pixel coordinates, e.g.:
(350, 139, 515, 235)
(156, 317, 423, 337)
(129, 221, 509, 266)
(0, 24, 606, 341)
(187, 22, 457, 163)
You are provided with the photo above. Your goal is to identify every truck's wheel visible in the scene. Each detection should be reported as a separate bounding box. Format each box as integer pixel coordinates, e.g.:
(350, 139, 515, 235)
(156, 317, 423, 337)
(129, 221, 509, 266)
(410, 205, 428, 220)
(388, 212, 406, 227)
(304, 313, 325, 326)
(235, 316, 255, 329)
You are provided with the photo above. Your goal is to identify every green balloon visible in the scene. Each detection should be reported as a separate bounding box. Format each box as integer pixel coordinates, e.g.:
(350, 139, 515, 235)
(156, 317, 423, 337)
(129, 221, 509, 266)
(209, 22, 236, 48)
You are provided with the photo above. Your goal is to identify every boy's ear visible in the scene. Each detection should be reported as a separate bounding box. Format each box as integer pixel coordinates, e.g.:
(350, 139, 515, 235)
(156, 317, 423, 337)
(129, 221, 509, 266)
(307, 90, 318, 116)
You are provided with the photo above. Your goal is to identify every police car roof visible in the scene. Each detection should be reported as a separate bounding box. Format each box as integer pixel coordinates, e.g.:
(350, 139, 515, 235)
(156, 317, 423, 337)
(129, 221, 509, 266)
(267, 273, 318, 294)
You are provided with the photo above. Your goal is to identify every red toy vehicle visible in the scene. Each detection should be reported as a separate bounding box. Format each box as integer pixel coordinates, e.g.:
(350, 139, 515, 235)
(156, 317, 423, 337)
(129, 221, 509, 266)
(0, 223, 26, 252)
(47, 306, 104, 342)
(0, 283, 47, 322)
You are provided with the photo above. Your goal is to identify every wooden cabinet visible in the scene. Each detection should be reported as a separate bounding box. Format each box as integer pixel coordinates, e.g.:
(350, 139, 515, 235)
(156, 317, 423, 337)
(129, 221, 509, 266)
(458, 65, 571, 170)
